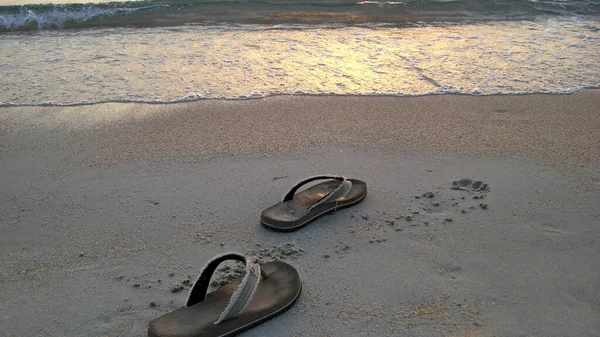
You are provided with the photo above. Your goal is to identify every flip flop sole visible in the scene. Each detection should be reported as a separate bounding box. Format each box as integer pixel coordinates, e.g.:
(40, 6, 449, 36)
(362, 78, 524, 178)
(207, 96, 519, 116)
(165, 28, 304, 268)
(216, 282, 302, 337)
(260, 191, 367, 232)
(148, 261, 301, 337)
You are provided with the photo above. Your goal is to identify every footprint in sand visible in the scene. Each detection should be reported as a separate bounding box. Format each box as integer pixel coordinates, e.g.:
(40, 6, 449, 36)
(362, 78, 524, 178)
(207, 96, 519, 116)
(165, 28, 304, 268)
(439, 263, 463, 280)
(451, 179, 490, 192)
(539, 224, 568, 235)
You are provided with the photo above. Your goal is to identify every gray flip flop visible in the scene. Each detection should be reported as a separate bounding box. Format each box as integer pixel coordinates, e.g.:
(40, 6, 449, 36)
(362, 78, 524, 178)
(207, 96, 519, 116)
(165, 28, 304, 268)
(260, 175, 367, 231)
(148, 252, 302, 337)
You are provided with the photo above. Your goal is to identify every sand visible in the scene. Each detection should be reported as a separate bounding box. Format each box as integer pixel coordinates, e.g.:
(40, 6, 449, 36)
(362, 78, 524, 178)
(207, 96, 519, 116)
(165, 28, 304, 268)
(0, 91, 599, 336)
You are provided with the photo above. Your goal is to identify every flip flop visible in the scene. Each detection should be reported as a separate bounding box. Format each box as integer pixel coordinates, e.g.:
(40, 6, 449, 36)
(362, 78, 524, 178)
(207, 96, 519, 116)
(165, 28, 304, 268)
(148, 252, 302, 337)
(260, 174, 367, 231)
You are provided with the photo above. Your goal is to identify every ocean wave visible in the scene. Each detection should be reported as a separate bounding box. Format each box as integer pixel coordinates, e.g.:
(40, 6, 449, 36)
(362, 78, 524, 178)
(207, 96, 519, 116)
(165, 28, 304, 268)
(0, 6, 137, 30)
(0, 2, 171, 31)
(1, 0, 599, 32)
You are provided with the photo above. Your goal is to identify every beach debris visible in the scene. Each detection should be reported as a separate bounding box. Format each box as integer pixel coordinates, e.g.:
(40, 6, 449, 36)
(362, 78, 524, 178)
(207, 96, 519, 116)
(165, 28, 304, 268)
(195, 233, 212, 244)
(334, 243, 351, 254)
(445, 218, 453, 222)
(480, 203, 488, 209)
(422, 192, 435, 198)
(118, 305, 132, 313)
(150, 302, 157, 308)
(146, 198, 160, 205)
(170, 284, 184, 293)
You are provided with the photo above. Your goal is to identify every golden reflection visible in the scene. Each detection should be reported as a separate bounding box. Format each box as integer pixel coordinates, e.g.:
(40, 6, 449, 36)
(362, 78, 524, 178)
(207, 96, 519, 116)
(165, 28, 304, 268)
(1, 20, 599, 104)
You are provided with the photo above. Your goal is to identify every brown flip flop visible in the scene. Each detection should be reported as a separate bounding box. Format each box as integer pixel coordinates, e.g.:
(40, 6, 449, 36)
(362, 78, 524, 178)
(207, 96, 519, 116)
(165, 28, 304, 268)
(260, 175, 367, 232)
(148, 252, 302, 337)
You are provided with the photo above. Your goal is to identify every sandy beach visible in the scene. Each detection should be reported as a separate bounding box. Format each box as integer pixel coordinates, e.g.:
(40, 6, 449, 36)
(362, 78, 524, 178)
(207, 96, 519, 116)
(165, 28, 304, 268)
(1, 92, 599, 336)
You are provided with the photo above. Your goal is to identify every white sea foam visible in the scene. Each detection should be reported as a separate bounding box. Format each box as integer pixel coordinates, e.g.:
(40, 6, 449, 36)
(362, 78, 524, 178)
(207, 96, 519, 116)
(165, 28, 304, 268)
(357, 1, 406, 5)
(0, 6, 145, 30)
(0, 18, 599, 106)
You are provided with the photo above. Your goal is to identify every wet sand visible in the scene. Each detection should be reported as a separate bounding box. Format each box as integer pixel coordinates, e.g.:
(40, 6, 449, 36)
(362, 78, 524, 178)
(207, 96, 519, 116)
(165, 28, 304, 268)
(1, 92, 599, 336)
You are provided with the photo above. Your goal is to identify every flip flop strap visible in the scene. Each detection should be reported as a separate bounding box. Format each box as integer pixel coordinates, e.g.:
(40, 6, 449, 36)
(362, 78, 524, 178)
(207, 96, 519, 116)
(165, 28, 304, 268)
(282, 174, 352, 211)
(186, 252, 261, 325)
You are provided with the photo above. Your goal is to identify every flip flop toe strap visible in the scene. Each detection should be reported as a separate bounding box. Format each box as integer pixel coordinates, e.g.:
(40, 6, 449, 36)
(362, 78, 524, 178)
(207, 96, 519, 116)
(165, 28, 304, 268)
(186, 252, 261, 325)
(282, 174, 353, 210)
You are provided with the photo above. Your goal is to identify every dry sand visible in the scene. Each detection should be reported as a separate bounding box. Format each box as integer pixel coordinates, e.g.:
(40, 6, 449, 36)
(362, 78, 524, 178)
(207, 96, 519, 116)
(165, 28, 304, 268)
(1, 91, 599, 336)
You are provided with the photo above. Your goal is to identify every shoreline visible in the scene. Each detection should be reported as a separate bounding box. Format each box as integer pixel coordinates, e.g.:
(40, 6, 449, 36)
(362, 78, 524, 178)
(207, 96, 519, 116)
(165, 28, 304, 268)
(4, 88, 600, 107)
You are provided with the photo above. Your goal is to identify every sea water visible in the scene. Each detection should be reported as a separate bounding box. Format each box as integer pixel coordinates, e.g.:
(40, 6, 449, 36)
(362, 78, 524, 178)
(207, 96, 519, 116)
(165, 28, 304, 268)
(0, 0, 599, 105)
